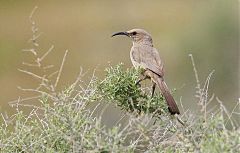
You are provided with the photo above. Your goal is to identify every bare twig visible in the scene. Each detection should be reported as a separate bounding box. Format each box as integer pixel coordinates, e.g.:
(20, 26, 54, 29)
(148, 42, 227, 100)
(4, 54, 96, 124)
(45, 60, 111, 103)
(17, 86, 56, 100)
(18, 69, 48, 82)
(29, 6, 38, 21)
(217, 97, 236, 129)
(22, 48, 37, 56)
(189, 54, 201, 92)
(37, 45, 54, 63)
(54, 50, 68, 88)
(8, 96, 41, 106)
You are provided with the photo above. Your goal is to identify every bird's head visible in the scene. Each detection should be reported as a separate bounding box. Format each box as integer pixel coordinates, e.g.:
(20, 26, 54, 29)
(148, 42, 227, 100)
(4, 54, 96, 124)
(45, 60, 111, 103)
(112, 29, 153, 45)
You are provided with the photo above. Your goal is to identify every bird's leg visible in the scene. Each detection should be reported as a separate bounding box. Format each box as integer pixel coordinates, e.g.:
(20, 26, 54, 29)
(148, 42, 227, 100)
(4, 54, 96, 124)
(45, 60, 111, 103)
(151, 83, 156, 98)
(135, 75, 148, 87)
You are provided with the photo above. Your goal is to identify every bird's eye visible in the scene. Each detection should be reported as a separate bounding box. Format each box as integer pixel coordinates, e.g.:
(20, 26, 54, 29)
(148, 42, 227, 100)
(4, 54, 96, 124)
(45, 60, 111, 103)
(132, 32, 137, 35)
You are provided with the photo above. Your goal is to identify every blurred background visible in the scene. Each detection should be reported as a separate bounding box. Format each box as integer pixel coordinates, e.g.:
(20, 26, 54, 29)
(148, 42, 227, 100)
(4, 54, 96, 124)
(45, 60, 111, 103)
(0, 0, 239, 115)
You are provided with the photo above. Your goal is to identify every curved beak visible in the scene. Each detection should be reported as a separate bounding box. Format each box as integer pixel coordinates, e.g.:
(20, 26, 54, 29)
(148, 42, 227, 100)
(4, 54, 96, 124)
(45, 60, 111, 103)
(111, 31, 129, 37)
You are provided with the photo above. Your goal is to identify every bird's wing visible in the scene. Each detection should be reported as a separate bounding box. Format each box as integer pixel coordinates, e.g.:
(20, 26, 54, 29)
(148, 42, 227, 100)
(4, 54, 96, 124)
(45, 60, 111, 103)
(131, 45, 164, 77)
(151, 47, 164, 76)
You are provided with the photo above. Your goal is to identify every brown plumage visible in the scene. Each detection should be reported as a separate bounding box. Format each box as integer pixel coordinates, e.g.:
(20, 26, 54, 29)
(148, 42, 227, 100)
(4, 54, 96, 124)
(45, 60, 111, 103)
(112, 29, 180, 114)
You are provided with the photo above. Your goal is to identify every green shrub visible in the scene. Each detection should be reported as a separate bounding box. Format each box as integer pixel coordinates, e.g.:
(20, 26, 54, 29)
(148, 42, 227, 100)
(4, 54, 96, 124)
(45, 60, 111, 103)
(97, 63, 168, 117)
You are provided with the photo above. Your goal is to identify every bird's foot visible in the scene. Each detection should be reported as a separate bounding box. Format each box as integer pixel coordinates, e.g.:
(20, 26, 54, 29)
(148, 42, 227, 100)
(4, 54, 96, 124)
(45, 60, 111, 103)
(135, 81, 141, 87)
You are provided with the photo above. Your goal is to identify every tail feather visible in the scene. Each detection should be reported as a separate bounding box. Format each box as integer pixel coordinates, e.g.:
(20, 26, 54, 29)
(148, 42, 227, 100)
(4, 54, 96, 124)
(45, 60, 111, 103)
(155, 77, 180, 114)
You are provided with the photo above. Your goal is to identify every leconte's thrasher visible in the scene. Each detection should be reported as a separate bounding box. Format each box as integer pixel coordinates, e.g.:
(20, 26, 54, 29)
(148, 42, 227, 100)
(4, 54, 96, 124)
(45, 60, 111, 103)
(112, 29, 180, 115)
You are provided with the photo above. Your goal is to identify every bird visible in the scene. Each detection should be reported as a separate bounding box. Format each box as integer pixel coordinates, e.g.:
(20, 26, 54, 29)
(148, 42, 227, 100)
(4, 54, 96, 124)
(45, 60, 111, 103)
(112, 29, 180, 115)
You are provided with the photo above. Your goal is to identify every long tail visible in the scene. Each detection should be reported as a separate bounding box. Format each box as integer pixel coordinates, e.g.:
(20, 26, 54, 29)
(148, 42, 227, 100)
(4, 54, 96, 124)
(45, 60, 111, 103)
(155, 76, 180, 114)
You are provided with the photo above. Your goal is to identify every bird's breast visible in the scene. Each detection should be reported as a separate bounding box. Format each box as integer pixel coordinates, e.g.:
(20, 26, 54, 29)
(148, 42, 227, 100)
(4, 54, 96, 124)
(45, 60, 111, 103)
(130, 47, 142, 68)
